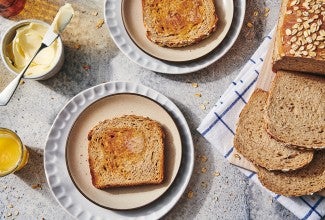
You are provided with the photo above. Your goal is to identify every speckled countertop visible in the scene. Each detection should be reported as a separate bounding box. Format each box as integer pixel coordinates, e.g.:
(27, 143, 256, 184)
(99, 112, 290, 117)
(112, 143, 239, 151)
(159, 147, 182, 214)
(0, 0, 299, 219)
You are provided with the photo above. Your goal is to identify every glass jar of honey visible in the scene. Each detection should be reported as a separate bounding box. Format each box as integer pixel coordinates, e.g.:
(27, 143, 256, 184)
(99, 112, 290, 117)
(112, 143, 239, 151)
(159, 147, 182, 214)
(0, 0, 26, 18)
(0, 128, 29, 177)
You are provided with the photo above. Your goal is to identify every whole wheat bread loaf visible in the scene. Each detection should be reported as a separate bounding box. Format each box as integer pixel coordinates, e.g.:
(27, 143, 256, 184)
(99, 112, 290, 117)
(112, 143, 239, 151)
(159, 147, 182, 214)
(257, 150, 325, 197)
(142, 0, 218, 47)
(234, 89, 314, 171)
(272, 0, 325, 75)
(266, 71, 325, 149)
(87, 115, 165, 189)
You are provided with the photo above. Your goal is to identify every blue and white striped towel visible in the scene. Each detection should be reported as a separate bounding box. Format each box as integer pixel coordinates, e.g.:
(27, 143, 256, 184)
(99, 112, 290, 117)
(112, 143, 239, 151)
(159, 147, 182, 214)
(197, 30, 325, 220)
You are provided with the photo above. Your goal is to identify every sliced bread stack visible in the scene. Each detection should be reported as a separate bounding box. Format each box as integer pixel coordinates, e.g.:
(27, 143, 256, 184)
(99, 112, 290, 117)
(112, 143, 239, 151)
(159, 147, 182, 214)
(233, 0, 325, 197)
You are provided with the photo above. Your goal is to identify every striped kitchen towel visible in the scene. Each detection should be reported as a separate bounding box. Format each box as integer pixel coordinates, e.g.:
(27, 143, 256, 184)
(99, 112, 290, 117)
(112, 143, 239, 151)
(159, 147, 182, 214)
(197, 30, 325, 220)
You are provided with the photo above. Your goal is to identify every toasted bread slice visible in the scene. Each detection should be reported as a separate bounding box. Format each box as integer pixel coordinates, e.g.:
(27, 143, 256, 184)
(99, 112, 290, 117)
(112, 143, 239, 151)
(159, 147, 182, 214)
(234, 89, 314, 171)
(272, 0, 325, 75)
(142, 0, 218, 47)
(88, 115, 165, 189)
(266, 71, 325, 149)
(257, 150, 325, 197)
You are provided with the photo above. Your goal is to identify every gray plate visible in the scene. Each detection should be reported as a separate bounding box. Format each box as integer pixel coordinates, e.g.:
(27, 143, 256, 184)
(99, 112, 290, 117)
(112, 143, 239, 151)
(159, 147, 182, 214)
(44, 82, 194, 219)
(104, 0, 246, 74)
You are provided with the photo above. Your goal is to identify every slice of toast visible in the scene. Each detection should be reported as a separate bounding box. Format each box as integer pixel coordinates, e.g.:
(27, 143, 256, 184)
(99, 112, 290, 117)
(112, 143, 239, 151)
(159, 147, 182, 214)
(257, 150, 325, 197)
(265, 71, 325, 149)
(234, 89, 314, 171)
(142, 0, 218, 47)
(88, 115, 165, 189)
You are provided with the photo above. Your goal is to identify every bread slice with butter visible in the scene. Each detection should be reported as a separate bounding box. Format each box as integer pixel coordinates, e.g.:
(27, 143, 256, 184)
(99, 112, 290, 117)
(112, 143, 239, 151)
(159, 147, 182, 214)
(87, 115, 165, 189)
(234, 89, 314, 171)
(142, 0, 218, 47)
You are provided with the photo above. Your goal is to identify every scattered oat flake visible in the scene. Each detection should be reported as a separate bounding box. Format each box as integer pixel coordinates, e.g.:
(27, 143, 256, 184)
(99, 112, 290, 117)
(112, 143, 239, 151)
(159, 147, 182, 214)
(201, 155, 208, 163)
(7, 213, 12, 217)
(19, 80, 25, 85)
(8, 204, 13, 208)
(253, 11, 259, 16)
(194, 93, 202, 97)
(247, 22, 253, 28)
(96, 19, 105, 29)
(32, 183, 42, 189)
(201, 167, 207, 173)
(92, 11, 98, 16)
(234, 154, 241, 160)
(187, 190, 194, 199)
(191, 82, 198, 88)
(83, 65, 91, 71)
(200, 104, 206, 110)
(15, 210, 19, 216)
(264, 8, 270, 17)
(214, 171, 220, 176)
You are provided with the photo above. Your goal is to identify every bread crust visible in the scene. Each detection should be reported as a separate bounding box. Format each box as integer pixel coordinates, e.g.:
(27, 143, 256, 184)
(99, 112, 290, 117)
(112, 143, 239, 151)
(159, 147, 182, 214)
(272, 0, 325, 75)
(88, 115, 165, 189)
(142, 0, 218, 47)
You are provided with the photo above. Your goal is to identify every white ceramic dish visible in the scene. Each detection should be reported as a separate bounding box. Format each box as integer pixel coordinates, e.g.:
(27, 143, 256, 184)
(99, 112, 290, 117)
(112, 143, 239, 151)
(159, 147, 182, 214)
(66, 93, 182, 210)
(104, 0, 246, 74)
(0, 19, 64, 80)
(122, 0, 234, 62)
(44, 82, 194, 219)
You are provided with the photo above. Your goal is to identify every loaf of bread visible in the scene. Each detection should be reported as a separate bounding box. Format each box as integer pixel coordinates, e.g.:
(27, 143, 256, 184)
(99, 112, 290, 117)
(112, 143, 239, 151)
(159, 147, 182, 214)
(87, 115, 165, 189)
(266, 71, 325, 149)
(234, 89, 314, 171)
(272, 0, 325, 75)
(142, 0, 218, 47)
(257, 150, 325, 197)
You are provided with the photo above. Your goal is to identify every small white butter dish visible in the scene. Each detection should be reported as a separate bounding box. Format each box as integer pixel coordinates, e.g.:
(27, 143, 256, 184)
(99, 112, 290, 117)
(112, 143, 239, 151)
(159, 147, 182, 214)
(1, 19, 64, 80)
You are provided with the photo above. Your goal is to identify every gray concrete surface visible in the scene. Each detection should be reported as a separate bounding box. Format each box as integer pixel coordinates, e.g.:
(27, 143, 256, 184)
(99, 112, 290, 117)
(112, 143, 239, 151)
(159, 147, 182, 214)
(0, 0, 299, 219)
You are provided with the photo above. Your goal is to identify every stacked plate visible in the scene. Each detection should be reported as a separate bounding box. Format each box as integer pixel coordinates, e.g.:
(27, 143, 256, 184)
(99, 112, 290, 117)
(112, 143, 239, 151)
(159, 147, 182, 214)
(105, 0, 246, 74)
(44, 82, 194, 219)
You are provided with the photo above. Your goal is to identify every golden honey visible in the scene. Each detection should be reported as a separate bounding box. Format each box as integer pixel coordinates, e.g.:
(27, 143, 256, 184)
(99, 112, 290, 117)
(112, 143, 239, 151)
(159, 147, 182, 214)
(0, 128, 28, 177)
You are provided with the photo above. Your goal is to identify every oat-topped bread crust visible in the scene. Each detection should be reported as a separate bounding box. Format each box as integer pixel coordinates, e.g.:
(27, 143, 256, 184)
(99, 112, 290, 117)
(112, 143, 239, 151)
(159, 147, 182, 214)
(266, 71, 325, 149)
(272, 0, 325, 75)
(142, 0, 218, 47)
(234, 89, 314, 171)
(257, 150, 325, 197)
(88, 115, 165, 189)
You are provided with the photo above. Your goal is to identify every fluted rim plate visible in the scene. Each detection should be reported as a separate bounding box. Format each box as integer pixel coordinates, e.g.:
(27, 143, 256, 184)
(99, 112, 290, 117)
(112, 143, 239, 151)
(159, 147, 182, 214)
(104, 0, 246, 74)
(44, 82, 194, 219)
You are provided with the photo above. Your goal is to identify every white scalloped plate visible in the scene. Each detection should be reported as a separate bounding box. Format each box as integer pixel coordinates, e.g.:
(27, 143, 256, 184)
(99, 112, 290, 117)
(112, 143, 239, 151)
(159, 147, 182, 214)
(44, 82, 194, 219)
(66, 93, 182, 210)
(104, 0, 246, 74)
(122, 0, 233, 62)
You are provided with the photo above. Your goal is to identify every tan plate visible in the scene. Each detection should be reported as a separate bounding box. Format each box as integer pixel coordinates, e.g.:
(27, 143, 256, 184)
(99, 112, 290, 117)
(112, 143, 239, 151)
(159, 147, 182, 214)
(66, 93, 182, 210)
(122, 0, 234, 62)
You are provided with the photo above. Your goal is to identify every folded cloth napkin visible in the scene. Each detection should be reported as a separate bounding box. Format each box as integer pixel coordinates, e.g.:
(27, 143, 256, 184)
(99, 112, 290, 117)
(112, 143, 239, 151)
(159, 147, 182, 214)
(197, 29, 325, 220)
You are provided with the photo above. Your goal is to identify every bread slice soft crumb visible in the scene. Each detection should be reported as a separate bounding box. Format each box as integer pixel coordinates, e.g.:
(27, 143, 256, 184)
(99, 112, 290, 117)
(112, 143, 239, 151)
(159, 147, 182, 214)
(234, 89, 314, 171)
(88, 115, 165, 189)
(266, 71, 325, 149)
